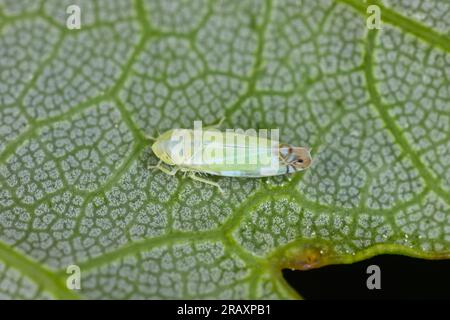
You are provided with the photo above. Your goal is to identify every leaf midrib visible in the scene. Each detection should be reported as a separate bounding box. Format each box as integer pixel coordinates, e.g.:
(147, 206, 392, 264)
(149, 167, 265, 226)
(338, 0, 450, 53)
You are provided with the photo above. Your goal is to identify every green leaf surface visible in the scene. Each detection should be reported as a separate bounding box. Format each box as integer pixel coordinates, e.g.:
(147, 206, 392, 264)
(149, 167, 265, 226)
(0, 0, 449, 299)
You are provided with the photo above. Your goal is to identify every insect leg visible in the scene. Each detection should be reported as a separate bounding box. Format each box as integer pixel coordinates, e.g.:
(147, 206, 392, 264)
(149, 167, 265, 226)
(148, 160, 161, 170)
(144, 134, 157, 141)
(188, 172, 224, 193)
(149, 161, 179, 176)
(143, 129, 161, 141)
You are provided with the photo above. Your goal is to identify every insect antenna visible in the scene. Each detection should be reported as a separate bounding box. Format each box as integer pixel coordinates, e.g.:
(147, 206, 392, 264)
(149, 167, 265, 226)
(143, 129, 162, 141)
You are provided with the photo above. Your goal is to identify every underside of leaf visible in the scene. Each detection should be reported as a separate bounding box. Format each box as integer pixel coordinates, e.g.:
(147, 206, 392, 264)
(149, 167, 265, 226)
(0, 0, 449, 299)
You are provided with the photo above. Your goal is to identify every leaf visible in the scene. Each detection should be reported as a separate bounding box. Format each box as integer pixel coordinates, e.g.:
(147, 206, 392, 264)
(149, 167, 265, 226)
(0, 0, 449, 299)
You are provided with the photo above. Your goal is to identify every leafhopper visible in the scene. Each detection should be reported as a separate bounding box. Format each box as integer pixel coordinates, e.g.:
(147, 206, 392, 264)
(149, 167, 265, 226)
(149, 120, 312, 193)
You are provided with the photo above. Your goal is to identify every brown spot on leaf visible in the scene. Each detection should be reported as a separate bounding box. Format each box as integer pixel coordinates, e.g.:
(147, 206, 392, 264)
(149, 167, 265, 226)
(278, 243, 334, 271)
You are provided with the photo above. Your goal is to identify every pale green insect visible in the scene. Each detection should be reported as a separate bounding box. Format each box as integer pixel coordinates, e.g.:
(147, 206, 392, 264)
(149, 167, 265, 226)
(149, 120, 312, 193)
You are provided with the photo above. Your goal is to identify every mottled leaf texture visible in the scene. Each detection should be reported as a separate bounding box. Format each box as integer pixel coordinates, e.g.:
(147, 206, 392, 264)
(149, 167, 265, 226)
(0, 0, 449, 299)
